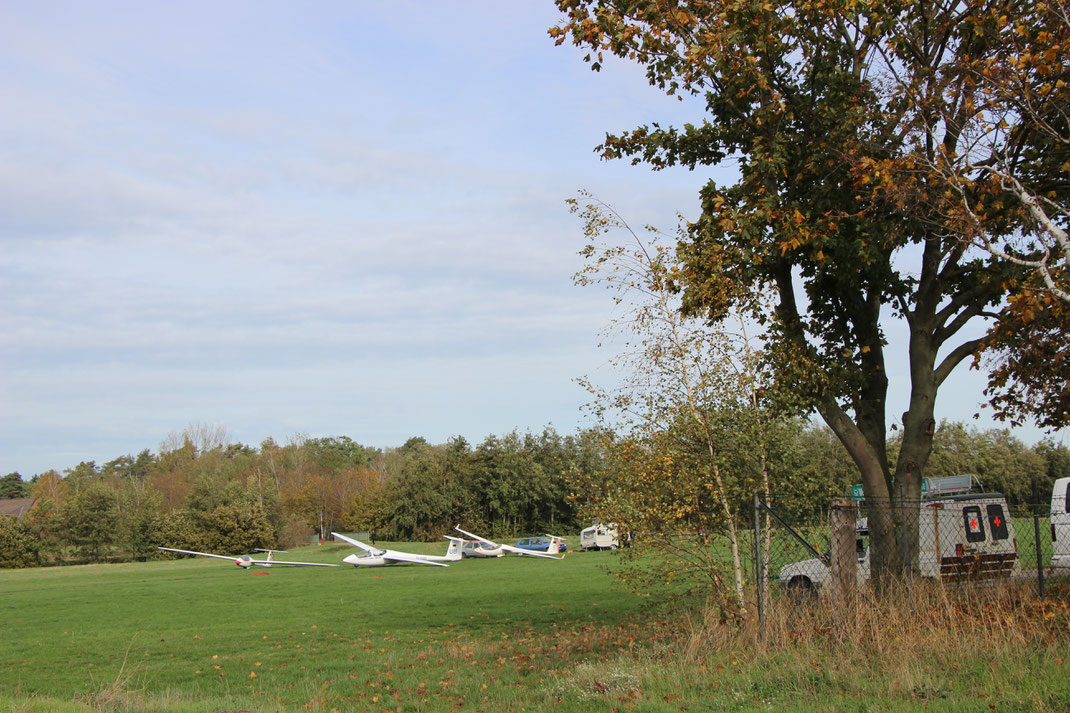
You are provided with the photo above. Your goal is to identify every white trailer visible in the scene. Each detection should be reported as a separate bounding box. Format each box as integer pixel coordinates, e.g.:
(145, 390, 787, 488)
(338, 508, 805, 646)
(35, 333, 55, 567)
(580, 523, 620, 551)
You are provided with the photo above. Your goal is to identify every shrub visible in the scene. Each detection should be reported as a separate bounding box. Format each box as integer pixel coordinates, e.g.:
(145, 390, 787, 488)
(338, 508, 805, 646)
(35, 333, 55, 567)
(0, 516, 41, 568)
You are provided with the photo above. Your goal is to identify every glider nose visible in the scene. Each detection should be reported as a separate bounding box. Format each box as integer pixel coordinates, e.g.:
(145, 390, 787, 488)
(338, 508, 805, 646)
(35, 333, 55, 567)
(343, 554, 360, 566)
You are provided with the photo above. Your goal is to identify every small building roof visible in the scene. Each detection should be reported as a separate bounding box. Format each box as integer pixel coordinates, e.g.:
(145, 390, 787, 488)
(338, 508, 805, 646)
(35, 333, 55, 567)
(0, 498, 36, 519)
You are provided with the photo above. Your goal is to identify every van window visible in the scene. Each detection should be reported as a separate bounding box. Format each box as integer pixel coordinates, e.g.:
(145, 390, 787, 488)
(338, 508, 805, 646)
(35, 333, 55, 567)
(963, 506, 985, 543)
(986, 504, 1009, 540)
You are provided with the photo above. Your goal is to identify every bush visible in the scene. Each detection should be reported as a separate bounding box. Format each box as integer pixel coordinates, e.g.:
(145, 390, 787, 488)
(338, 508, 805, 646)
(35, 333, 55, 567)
(0, 516, 41, 568)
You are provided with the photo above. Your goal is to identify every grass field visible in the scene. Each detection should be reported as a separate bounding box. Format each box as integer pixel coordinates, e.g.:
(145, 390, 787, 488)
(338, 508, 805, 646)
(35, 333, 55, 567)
(0, 542, 665, 712)
(1, 539, 1068, 713)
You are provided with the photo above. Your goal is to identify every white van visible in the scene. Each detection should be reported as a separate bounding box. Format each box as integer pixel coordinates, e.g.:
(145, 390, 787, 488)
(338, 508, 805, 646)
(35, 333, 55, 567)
(580, 523, 620, 551)
(779, 492, 1021, 590)
(1051, 477, 1070, 569)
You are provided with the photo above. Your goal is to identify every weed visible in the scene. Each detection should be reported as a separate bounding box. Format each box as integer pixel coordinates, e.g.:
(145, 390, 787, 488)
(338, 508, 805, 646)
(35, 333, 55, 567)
(75, 634, 146, 712)
(551, 660, 641, 701)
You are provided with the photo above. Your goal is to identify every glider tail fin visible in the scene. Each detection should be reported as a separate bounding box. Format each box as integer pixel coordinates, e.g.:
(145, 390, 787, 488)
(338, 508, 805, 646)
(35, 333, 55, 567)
(545, 535, 566, 556)
(254, 548, 287, 565)
(443, 536, 464, 560)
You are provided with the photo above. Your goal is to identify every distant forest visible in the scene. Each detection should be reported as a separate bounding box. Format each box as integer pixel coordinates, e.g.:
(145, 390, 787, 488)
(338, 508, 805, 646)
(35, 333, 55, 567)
(0, 421, 1067, 568)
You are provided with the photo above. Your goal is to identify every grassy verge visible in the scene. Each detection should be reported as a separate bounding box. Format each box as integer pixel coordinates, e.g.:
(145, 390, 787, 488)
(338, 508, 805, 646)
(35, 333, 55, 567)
(1, 542, 1066, 712)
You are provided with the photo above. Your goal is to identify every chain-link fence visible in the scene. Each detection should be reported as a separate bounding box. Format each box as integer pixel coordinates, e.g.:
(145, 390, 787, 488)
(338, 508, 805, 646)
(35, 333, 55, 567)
(752, 488, 1070, 626)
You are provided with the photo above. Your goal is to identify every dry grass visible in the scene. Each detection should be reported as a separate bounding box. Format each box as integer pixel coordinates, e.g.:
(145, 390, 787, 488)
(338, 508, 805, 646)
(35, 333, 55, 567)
(685, 579, 1067, 654)
(73, 636, 147, 713)
(625, 580, 1067, 711)
(791, 581, 1058, 649)
(681, 579, 1068, 697)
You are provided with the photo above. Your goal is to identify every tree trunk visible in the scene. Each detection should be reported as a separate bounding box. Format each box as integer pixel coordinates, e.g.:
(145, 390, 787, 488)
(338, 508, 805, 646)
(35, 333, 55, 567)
(894, 326, 939, 578)
(817, 399, 899, 581)
(711, 463, 747, 617)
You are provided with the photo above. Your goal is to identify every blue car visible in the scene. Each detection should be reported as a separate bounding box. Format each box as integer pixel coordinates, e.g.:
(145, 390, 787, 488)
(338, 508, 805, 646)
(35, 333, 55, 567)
(514, 536, 566, 554)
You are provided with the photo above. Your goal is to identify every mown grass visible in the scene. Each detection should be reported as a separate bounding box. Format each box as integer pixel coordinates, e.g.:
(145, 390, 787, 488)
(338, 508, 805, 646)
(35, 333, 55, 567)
(0, 542, 666, 712)
(1, 539, 1066, 712)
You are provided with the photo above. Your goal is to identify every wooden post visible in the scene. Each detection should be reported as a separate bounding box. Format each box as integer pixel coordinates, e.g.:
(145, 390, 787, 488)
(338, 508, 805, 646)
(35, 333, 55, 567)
(829, 498, 857, 608)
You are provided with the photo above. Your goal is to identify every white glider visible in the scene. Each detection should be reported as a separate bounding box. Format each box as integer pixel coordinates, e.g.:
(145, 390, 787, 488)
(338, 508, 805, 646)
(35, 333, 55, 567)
(331, 532, 462, 567)
(453, 526, 564, 559)
(157, 547, 338, 568)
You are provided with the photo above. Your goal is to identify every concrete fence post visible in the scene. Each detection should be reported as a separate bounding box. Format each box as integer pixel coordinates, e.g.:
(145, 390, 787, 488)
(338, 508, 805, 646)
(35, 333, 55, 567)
(829, 498, 857, 609)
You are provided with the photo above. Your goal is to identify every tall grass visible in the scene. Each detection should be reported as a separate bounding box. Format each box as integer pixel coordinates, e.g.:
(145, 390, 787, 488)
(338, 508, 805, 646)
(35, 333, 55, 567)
(749, 579, 1062, 649)
(541, 580, 1067, 712)
(667, 580, 1070, 712)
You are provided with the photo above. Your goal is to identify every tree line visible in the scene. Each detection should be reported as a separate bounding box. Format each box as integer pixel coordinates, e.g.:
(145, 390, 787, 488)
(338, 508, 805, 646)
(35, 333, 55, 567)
(0, 426, 593, 568)
(1, 421, 1066, 568)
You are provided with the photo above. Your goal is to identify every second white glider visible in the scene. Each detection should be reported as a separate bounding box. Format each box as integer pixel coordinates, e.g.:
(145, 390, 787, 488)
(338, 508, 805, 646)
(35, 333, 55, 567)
(331, 532, 463, 567)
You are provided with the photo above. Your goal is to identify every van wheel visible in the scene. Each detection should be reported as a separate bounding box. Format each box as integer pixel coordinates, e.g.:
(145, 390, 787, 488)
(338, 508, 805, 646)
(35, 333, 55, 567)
(786, 577, 815, 599)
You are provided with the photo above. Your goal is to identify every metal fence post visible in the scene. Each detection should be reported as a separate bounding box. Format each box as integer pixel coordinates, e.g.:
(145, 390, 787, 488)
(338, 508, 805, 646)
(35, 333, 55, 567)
(1034, 512, 1046, 598)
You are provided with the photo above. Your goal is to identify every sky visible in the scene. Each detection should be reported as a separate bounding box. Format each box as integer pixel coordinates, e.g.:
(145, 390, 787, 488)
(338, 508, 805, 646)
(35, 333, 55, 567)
(0, 2, 1063, 478)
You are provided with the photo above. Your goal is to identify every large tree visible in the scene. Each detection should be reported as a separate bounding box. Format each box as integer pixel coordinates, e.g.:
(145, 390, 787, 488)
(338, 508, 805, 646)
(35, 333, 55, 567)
(551, 0, 1066, 577)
